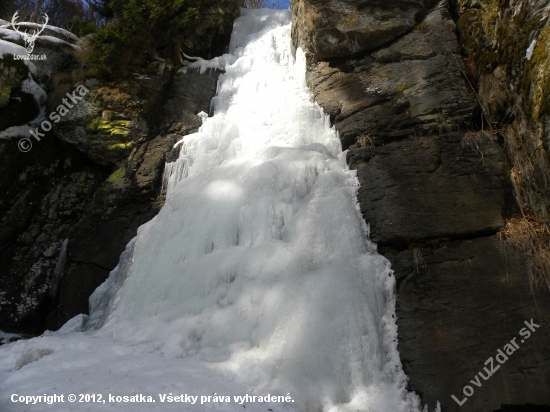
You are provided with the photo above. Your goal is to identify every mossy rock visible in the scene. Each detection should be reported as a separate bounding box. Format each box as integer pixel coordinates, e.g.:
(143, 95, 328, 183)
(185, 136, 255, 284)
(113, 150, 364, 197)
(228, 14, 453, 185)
(87, 117, 131, 136)
(456, 0, 548, 131)
(457, 0, 539, 79)
(107, 142, 132, 150)
(0, 56, 38, 132)
(94, 167, 131, 208)
(521, 26, 550, 123)
(87, 138, 134, 166)
(106, 168, 127, 188)
(456, 9, 500, 75)
(84, 117, 133, 163)
(0, 56, 29, 108)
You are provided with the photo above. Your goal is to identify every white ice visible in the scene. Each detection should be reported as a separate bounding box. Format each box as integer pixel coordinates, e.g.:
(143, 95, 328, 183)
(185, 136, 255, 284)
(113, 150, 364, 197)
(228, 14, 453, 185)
(526, 39, 537, 61)
(0, 331, 22, 345)
(0, 28, 21, 42)
(0, 9, 428, 412)
(0, 74, 47, 139)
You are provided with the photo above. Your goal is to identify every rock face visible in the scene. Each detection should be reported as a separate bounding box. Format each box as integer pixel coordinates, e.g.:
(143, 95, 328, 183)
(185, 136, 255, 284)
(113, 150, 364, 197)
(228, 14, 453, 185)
(46, 70, 219, 329)
(389, 237, 550, 411)
(451, 0, 550, 219)
(0, 140, 102, 333)
(292, 0, 439, 59)
(0, 25, 224, 333)
(303, 3, 476, 149)
(292, 0, 550, 410)
(347, 132, 515, 248)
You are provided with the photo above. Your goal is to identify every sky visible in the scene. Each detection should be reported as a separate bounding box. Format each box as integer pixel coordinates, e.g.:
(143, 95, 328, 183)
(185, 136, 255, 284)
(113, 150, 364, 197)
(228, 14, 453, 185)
(271, 0, 290, 9)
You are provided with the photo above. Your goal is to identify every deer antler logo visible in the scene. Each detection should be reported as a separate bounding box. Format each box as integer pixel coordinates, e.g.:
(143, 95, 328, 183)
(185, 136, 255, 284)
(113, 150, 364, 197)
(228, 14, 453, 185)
(11, 11, 49, 54)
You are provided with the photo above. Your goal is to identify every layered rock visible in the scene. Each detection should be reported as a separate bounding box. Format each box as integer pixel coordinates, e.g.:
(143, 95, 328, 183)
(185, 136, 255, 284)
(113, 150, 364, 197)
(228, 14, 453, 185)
(301, 3, 476, 149)
(292, 0, 439, 59)
(347, 132, 514, 248)
(292, 0, 550, 410)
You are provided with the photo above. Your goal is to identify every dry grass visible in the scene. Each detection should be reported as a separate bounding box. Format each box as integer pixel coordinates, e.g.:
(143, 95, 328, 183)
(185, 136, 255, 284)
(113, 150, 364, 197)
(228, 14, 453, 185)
(49, 41, 94, 104)
(470, 82, 550, 294)
(499, 212, 550, 292)
(495, 112, 550, 293)
(462, 130, 500, 160)
(91, 87, 132, 111)
(356, 133, 375, 148)
(412, 248, 426, 273)
(478, 71, 511, 125)
(503, 114, 550, 221)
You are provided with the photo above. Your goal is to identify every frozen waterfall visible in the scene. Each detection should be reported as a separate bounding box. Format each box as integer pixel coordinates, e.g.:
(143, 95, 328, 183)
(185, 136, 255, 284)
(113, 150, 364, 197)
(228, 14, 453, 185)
(0, 9, 427, 412)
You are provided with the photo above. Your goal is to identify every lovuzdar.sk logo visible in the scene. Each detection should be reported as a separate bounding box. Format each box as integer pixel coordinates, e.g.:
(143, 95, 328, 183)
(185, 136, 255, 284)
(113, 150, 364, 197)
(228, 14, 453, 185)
(10, 11, 48, 60)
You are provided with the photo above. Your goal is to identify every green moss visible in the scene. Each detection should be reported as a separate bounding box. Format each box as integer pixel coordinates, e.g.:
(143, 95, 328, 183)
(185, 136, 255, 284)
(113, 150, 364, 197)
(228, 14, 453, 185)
(0, 56, 29, 108)
(0, 84, 11, 107)
(107, 142, 131, 150)
(456, 0, 548, 126)
(457, 0, 539, 78)
(87, 117, 101, 129)
(108, 168, 125, 181)
(94, 167, 130, 208)
(457, 10, 487, 67)
(87, 117, 131, 136)
(496, 14, 537, 75)
(106, 168, 128, 189)
(521, 26, 550, 122)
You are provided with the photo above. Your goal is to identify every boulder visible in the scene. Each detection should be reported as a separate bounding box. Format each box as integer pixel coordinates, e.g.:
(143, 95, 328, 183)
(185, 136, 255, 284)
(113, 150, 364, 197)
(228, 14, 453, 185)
(292, 0, 440, 60)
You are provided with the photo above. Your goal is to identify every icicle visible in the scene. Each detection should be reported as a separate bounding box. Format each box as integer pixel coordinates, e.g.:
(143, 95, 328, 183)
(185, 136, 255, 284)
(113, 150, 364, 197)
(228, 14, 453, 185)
(49, 238, 68, 297)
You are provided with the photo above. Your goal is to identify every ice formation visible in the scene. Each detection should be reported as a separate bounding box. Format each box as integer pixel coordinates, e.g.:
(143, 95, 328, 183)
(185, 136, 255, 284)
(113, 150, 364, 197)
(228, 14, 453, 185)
(0, 9, 429, 412)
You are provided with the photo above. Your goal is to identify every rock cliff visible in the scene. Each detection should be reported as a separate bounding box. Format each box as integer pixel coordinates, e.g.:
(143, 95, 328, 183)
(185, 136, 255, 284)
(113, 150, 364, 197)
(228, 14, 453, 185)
(292, 0, 549, 410)
(0, 18, 232, 334)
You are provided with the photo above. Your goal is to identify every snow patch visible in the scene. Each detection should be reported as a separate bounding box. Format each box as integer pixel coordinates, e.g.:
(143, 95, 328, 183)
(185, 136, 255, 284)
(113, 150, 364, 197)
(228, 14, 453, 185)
(0, 331, 22, 345)
(0, 39, 36, 72)
(21, 73, 47, 104)
(0, 22, 78, 43)
(526, 39, 537, 60)
(0, 76, 47, 140)
(13, 345, 54, 370)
